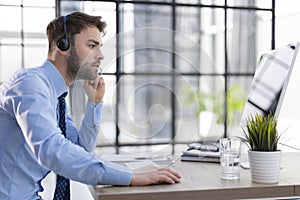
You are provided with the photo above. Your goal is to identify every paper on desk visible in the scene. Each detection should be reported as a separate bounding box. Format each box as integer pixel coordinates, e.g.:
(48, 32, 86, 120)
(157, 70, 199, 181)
(100, 154, 141, 162)
(99, 153, 175, 163)
(124, 160, 160, 172)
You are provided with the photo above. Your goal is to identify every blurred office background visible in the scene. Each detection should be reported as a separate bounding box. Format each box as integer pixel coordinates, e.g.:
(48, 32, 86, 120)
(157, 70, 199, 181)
(1, 0, 300, 153)
(1, 0, 300, 199)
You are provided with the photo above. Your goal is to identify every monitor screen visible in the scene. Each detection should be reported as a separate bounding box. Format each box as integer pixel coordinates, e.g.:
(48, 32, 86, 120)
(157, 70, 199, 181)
(237, 42, 300, 136)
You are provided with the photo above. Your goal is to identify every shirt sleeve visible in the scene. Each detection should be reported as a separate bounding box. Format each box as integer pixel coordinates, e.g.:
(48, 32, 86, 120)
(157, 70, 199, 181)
(40, 134, 132, 186)
(66, 101, 103, 152)
(7, 73, 132, 186)
(78, 101, 103, 151)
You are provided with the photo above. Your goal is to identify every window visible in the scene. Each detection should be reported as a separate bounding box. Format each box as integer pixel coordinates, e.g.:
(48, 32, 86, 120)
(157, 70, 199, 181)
(65, 0, 274, 154)
(0, 0, 55, 82)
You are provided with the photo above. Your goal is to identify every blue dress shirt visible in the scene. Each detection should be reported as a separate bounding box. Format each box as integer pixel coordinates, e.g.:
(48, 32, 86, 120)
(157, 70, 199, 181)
(0, 60, 131, 200)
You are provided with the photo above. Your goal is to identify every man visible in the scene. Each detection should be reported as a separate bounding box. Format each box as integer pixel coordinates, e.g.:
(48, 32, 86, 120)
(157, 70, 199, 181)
(0, 12, 180, 200)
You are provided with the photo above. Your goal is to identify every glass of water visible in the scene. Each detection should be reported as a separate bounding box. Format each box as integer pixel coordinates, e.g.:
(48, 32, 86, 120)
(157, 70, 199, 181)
(219, 138, 241, 180)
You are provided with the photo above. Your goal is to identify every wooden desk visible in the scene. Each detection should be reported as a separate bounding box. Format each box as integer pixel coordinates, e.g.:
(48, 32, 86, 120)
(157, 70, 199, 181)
(90, 152, 300, 200)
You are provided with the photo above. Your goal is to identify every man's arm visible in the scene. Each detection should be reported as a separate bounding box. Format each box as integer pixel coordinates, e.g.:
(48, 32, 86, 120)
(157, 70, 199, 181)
(67, 76, 105, 151)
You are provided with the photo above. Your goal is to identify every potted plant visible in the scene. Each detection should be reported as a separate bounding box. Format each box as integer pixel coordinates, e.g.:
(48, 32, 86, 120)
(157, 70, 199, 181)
(240, 113, 282, 184)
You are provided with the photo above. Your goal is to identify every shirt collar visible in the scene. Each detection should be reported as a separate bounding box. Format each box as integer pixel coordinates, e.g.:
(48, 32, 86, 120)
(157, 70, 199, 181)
(42, 60, 68, 98)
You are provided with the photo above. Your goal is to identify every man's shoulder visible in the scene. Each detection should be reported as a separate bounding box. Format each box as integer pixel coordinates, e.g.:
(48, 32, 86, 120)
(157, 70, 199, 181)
(13, 67, 48, 84)
(6, 66, 53, 95)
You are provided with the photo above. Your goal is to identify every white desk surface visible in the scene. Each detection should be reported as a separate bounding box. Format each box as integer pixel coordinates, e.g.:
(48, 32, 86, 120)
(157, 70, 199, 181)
(89, 152, 300, 200)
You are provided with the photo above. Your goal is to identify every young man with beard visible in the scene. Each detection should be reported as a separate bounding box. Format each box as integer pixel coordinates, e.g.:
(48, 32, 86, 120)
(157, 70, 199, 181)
(0, 12, 180, 200)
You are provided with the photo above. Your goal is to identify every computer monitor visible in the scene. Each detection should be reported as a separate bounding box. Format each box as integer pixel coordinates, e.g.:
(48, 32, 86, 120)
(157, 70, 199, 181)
(237, 42, 300, 137)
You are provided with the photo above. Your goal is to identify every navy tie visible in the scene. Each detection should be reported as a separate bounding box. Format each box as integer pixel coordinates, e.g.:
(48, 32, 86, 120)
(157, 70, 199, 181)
(53, 93, 70, 200)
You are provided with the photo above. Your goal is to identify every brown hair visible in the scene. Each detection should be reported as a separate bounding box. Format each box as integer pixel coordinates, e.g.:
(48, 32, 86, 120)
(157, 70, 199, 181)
(46, 12, 106, 52)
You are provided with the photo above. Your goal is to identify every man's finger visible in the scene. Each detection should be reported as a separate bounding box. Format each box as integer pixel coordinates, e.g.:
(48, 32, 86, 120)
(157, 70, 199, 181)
(92, 76, 100, 89)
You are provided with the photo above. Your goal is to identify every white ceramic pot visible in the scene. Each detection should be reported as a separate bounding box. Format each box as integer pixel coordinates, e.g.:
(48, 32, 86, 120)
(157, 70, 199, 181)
(248, 150, 282, 184)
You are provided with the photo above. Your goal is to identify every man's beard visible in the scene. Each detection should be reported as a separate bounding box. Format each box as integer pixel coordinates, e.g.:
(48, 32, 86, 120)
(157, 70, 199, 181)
(66, 47, 98, 81)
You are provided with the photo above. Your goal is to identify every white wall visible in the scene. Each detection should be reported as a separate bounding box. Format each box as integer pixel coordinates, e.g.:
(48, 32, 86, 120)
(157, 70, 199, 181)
(276, 1, 300, 48)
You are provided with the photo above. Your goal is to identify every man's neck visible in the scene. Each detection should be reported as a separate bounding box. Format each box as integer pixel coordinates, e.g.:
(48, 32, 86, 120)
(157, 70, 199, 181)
(48, 52, 74, 87)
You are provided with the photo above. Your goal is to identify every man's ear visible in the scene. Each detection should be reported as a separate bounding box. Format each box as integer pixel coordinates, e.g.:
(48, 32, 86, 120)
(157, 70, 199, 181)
(57, 46, 70, 56)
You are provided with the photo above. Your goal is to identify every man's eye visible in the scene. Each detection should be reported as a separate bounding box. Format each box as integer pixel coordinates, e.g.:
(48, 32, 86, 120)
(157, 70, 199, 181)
(89, 45, 96, 48)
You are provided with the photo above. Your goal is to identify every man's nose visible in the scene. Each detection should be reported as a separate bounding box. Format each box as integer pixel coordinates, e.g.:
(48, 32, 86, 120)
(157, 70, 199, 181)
(96, 48, 104, 60)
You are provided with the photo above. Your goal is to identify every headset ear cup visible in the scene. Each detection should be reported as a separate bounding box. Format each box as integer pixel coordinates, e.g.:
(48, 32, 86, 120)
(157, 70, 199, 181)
(57, 37, 70, 51)
(57, 15, 69, 51)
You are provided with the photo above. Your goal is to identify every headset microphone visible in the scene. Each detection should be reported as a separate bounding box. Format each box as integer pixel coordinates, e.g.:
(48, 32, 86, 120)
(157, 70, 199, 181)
(57, 15, 70, 51)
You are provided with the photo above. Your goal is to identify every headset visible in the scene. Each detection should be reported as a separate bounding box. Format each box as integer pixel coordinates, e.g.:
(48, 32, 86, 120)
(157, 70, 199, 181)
(57, 15, 70, 51)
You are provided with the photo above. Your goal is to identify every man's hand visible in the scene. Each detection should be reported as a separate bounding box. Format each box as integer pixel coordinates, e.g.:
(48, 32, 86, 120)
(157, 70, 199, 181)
(130, 167, 181, 186)
(83, 76, 105, 104)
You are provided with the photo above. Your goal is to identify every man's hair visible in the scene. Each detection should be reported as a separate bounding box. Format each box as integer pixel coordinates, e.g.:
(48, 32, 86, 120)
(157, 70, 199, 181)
(46, 12, 107, 52)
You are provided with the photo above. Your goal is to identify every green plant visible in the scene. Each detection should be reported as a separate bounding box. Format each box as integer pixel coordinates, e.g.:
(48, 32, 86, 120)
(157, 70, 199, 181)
(183, 84, 246, 125)
(213, 84, 247, 124)
(241, 113, 280, 151)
